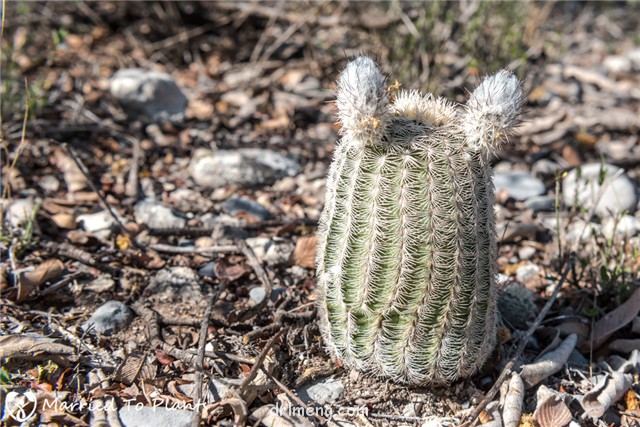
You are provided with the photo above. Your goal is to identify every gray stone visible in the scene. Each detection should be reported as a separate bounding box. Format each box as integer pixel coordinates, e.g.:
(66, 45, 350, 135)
(298, 377, 344, 405)
(562, 163, 638, 217)
(518, 246, 537, 261)
(221, 197, 271, 221)
(565, 219, 601, 243)
(604, 55, 632, 75)
(516, 263, 540, 283)
(494, 171, 546, 201)
(77, 210, 123, 235)
(524, 195, 556, 212)
(38, 175, 60, 193)
(189, 148, 301, 189)
(118, 405, 193, 427)
(134, 199, 186, 229)
(110, 69, 187, 122)
(82, 301, 132, 336)
(246, 237, 295, 265)
(249, 287, 267, 305)
(532, 159, 562, 179)
(149, 267, 202, 302)
(5, 198, 36, 230)
(197, 262, 216, 278)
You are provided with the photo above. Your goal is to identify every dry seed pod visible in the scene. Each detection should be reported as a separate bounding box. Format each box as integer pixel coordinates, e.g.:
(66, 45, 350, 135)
(317, 56, 523, 384)
(534, 396, 572, 427)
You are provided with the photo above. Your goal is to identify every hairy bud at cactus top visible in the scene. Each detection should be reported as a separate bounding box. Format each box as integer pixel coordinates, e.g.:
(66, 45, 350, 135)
(316, 56, 523, 385)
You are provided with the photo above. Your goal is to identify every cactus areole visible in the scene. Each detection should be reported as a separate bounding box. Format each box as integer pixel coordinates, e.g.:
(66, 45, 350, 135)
(316, 56, 523, 385)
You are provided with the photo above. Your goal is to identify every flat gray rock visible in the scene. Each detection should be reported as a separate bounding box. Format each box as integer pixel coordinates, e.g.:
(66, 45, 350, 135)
(562, 163, 638, 217)
(5, 198, 36, 230)
(119, 405, 193, 427)
(134, 199, 186, 229)
(297, 377, 344, 405)
(494, 171, 546, 201)
(524, 195, 556, 212)
(190, 148, 301, 189)
(221, 197, 271, 221)
(82, 301, 132, 336)
(110, 69, 187, 122)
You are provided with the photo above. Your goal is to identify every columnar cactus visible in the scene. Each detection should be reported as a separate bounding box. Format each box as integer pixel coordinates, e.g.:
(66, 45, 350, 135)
(316, 56, 523, 385)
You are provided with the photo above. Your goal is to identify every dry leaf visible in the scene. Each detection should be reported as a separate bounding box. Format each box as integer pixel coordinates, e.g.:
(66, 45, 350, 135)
(114, 352, 155, 385)
(626, 390, 640, 411)
(582, 371, 633, 418)
(116, 234, 132, 251)
(590, 287, 640, 349)
(533, 396, 572, 427)
(0, 335, 77, 362)
(609, 339, 640, 354)
(292, 235, 317, 268)
(503, 372, 524, 427)
(18, 259, 65, 302)
(51, 213, 77, 229)
(214, 259, 250, 281)
(155, 349, 175, 366)
(520, 334, 577, 388)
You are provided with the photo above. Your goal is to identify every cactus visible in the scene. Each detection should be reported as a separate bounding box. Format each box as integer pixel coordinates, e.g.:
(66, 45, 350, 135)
(316, 56, 523, 385)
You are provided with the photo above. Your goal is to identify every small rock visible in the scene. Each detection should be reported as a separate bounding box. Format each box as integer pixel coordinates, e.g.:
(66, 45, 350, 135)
(118, 406, 193, 427)
(246, 237, 295, 265)
(189, 148, 301, 189)
(249, 287, 266, 305)
(518, 246, 537, 261)
(562, 163, 638, 217)
(565, 219, 601, 243)
(82, 301, 132, 336)
(197, 262, 216, 278)
(5, 198, 36, 230)
(134, 199, 186, 229)
(38, 175, 60, 193)
(524, 195, 556, 212)
(494, 171, 546, 201)
(110, 69, 187, 122)
(604, 55, 632, 75)
(298, 377, 344, 405)
(602, 215, 640, 238)
(221, 197, 271, 221)
(85, 275, 116, 293)
(516, 263, 541, 284)
(77, 210, 123, 236)
(149, 267, 201, 302)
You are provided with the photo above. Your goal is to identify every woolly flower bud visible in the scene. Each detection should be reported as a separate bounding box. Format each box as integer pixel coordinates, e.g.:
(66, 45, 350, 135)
(336, 56, 388, 139)
(464, 70, 523, 154)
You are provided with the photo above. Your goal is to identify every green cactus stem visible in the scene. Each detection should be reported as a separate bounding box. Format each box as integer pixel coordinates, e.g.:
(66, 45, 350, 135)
(316, 56, 523, 385)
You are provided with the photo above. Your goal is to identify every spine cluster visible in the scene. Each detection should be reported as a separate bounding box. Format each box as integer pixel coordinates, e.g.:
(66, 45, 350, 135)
(316, 56, 522, 384)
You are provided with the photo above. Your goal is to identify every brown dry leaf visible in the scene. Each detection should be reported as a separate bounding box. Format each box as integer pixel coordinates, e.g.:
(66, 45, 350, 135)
(18, 259, 65, 302)
(533, 396, 572, 427)
(626, 390, 640, 411)
(51, 213, 77, 229)
(478, 409, 492, 424)
(292, 235, 317, 268)
(214, 259, 250, 281)
(114, 352, 154, 385)
(590, 287, 640, 349)
(0, 335, 77, 362)
(155, 349, 175, 366)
